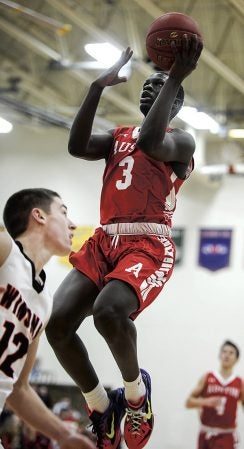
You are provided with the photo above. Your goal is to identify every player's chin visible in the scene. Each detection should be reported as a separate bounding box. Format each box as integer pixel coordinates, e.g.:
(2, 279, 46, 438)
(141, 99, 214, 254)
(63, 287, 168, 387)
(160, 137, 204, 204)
(56, 243, 72, 256)
(139, 101, 151, 116)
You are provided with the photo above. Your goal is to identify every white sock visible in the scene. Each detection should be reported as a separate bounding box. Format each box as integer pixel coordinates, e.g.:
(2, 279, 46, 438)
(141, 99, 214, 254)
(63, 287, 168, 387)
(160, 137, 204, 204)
(82, 382, 109, 413)
(123, 372, 146, 405)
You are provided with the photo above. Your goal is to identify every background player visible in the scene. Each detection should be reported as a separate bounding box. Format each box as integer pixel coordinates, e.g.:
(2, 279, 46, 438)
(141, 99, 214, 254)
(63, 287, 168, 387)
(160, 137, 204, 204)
(0, 188, 94, 449)
(185, 340, 244, 449)
(46, 35, 202, 449)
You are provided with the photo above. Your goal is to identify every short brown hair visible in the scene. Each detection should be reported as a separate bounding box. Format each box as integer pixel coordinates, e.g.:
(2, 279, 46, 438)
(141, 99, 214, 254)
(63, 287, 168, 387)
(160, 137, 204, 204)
(3, 188, 60, 239)
(221, 340, 240, 359)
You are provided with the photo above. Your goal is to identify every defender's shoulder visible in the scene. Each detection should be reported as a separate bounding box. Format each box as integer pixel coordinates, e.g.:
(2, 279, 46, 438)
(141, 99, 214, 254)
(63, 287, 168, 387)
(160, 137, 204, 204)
(0, 232, 12, 267)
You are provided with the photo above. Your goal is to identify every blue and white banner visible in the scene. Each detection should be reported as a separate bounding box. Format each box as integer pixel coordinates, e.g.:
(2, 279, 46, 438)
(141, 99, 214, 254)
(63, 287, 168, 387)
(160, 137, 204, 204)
(198, 229, 232, 271)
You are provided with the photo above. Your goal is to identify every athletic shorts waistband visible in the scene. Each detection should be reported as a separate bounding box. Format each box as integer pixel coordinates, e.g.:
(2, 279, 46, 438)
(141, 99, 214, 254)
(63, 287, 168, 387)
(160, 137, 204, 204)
(200, 424, 236, 436)
(101, 222, 171, 236)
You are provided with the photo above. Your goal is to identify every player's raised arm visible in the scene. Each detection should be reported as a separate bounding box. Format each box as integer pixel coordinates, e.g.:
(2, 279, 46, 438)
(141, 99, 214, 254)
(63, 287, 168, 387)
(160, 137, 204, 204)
(68, 47, 133, 161)
(136, 35, 202, 164)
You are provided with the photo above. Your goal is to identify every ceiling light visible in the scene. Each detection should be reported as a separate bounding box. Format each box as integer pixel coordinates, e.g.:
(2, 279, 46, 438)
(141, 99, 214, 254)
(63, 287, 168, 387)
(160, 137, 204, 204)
(0, 117, 13, 133)
(199, 164, 244, 176)
(84, 43, 131, 77)
(199, 165, 228, 175)
(178, 106, 220, 134)
(85, 43, 121, 67)
(228, 129, 244, 139)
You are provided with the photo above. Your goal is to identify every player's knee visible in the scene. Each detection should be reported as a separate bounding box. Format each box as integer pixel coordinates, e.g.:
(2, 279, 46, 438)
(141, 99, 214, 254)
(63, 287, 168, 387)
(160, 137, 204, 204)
(45, 314, 71, 347)
(93, 302, 122, 338)
(45, 321, 61, 347)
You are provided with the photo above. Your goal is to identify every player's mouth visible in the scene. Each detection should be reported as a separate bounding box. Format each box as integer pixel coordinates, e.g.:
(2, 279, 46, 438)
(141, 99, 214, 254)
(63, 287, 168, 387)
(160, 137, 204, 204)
(140, 93, 155, 106)
(140, 98, 152, 106)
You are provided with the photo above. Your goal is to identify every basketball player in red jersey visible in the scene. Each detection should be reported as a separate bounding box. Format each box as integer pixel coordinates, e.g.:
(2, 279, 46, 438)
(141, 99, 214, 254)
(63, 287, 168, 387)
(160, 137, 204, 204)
(46, 34, 203, 449)
(185, 340, 244, 449)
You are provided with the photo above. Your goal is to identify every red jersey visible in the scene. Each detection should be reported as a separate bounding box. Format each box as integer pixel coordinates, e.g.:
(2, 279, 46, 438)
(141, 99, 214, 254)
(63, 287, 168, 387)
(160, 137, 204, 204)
(200, 371, 242, 428)
(100, 126, 193, 226)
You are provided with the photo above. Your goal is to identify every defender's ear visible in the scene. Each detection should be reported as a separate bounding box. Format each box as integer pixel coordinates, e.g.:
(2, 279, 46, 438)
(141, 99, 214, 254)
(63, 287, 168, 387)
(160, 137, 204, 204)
(31, 208, 46, 224)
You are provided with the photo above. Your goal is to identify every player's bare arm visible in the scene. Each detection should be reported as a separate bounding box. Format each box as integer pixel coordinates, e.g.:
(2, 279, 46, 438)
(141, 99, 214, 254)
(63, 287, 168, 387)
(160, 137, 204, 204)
(185, 374, 206, 408)
(6, 336, 63, 433)
(152, 128, 195, 163)
(0, 232, 12, 266)
(137, 35, 202, 165)
(241, 379, 244, 406)
(6, 337, 95, 448)
(185, 374, 222, 409)
(68, 47, 133, 161)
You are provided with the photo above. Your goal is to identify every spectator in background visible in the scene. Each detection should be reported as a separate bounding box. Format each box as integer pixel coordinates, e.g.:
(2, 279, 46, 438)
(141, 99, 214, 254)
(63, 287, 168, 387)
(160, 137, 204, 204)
(185, 340, 244, 449)
(0, 408, 21, 449)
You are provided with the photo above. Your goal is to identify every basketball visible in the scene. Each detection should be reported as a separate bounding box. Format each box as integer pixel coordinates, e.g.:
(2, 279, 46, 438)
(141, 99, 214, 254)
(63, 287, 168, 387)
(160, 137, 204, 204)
(146, 12, 203, 71)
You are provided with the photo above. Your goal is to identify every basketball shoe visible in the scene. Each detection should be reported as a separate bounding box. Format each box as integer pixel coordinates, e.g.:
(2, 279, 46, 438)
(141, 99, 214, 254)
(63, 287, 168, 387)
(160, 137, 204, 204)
(88, 388, 125, 449)
(123, 369, 154, 449)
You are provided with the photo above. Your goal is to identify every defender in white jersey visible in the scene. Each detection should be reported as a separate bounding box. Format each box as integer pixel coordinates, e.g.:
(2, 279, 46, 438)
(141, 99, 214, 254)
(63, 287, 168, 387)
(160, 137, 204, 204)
(0, 188, 95, 449)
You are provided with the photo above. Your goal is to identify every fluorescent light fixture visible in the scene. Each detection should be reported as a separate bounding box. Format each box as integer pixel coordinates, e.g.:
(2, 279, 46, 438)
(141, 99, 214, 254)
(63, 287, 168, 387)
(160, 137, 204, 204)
(84, 42, 131, 77)
(178, 106, 220, 134)
(228, 129, 244, 139)
(199, 165, 228, 175)
(233, 164, 244, 174)
(199, 164, 244, 176)
(0, 117, 13, 133)
(85, 43, 121, 67)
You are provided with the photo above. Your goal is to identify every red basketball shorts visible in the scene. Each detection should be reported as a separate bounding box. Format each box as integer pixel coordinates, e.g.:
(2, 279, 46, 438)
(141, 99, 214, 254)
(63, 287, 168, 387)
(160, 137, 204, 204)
(69, 223, 175, 320)
(198, 430, 239, 449)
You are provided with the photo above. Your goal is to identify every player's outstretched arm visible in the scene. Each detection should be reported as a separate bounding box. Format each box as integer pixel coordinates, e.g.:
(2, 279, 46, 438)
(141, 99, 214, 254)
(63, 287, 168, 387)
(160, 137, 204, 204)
(68, 47, 133, 160)
(6, 338, 95, 449)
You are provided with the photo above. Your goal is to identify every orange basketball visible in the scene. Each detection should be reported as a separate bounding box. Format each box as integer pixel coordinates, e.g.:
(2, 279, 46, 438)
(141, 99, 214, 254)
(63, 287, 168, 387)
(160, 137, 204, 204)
(146, 12, 203, 71)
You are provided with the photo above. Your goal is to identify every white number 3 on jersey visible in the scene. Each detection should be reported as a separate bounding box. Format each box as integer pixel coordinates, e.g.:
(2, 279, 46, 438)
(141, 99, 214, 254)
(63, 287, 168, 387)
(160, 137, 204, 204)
(116, 156, 134, 190)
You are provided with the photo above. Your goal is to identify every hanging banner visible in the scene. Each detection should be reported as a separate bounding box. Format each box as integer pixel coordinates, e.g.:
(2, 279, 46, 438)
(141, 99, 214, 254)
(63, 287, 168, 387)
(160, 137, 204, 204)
(171, 228, 184, 266)
(198, 229, 232, 271)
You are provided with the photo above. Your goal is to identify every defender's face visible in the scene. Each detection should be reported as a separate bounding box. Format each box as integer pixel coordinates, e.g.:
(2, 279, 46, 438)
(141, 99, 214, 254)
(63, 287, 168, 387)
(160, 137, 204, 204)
(219, 345, 238, 369)
(44, 196, 76, 256)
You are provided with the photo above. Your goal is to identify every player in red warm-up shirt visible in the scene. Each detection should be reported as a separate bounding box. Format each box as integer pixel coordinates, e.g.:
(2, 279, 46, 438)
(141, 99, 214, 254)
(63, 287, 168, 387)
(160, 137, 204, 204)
(186, 340, 244, 449)
(46, 36, 202, 449)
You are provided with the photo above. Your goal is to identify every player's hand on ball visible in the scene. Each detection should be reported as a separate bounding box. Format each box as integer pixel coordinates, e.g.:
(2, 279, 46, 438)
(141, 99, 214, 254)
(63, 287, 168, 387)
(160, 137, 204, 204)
(170, 34, 203, 80)
(59, 432, 95, 449)
(95, 46, 133, 88)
